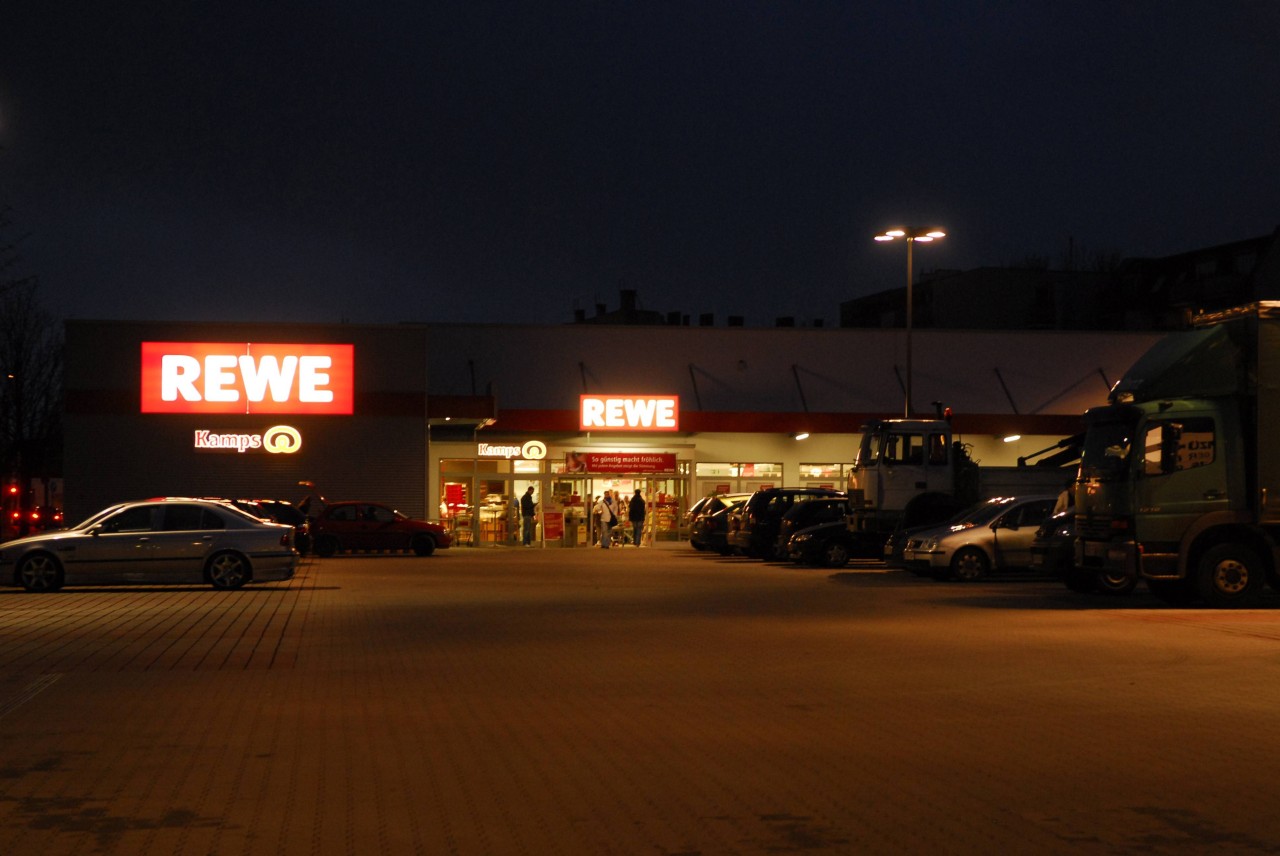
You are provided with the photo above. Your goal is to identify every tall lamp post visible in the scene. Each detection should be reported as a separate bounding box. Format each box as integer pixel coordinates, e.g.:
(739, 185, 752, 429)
(874, 228, 946, 417)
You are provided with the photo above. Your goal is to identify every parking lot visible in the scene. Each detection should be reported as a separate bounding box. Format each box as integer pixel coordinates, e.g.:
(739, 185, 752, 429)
(2, 544, 1280, 854)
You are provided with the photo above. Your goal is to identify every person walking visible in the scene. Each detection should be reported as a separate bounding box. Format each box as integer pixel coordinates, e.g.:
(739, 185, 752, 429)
(520, 486, 537, 546)
(628, 488, 646, 547)
(594, 491, 616, 549)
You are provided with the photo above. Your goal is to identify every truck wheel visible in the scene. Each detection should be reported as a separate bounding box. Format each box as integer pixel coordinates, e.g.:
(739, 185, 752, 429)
(1196, 543, 1264, 608)
(950, 548, 990, 582)
(1095, 569, 1137, 596)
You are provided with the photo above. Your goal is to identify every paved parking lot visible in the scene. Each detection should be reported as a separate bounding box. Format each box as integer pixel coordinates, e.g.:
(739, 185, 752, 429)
(3, 544, 1280, 854)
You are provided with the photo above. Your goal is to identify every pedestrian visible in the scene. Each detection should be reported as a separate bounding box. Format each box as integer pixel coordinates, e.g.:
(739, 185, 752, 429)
(520, 486, 537, 546)
(594, 491, 615, 549)
(628, 488, 646, 546)
(1053, 478, 1074, 515)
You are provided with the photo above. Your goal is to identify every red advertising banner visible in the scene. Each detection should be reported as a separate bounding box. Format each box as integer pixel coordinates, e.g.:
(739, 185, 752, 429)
(573, 452, 677, 473)
(141, 342, 354, 414)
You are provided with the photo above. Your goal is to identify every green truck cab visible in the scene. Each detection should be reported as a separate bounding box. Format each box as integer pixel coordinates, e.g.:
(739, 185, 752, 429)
(1076, 302, 1280, 606)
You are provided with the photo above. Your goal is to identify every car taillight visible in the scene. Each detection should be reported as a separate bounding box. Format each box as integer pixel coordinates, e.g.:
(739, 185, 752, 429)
(280, 533, 293, 548)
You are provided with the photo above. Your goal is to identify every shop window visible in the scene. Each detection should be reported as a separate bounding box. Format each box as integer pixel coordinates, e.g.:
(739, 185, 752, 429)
(741, 462, 783, 479)
(696, 462, 739, 478)
(800, 463, 842, 479)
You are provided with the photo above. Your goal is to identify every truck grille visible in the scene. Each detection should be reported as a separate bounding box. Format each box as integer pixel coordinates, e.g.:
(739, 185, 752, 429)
(1075, 514, 1112, 540)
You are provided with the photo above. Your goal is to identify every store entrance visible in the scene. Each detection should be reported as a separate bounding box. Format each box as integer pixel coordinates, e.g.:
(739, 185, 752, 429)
(588, 475, 682, 545)
(440, 458, 687, 547)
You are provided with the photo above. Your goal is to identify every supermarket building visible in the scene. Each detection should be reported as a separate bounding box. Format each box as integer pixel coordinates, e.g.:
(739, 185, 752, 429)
(64, 320, 1162, 545)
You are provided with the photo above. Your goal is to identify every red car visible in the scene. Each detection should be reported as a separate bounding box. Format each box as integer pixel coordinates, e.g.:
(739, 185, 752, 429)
(310, 501, 452, 557)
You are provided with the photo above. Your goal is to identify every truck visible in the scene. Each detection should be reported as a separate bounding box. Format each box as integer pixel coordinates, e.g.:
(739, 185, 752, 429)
(847, 416, 1076, 557)
(1074, 302, 1280, 607)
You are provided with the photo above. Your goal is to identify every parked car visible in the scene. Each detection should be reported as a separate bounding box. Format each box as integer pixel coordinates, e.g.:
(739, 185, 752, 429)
(691, 497, 749, 555)
(1029, 510, 1075, 577)
(1037, 512, 1137, 595)
(888, 501, 998, 572)
(728, 487, 844, 559)
(310, 501, 452, 557)
(687, 493, 750, 550)
(903, 495, 1057, 581)
(774, 496, 848, 559)
(0, 498, 297, 592)
(230, 499, 312, 554)
(787, 519, 860, 568)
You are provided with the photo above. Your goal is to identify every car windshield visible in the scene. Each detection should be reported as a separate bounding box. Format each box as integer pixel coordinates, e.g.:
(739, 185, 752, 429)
(71, 504, 129, 530)
(960, 498, 1016, 527)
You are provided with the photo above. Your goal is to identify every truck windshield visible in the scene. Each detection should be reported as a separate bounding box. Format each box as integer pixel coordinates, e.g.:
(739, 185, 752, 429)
(1080, 409, 1141, 478)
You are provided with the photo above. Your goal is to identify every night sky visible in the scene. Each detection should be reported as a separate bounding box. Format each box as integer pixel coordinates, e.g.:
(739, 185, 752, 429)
(2, 2, 1277, 327)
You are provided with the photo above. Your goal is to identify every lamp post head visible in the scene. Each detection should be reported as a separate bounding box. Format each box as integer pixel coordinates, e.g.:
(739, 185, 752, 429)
(874, 228, 946, 243)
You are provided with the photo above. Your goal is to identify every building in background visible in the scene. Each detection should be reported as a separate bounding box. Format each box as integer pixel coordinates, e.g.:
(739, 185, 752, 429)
(63, 319, 1161, 546)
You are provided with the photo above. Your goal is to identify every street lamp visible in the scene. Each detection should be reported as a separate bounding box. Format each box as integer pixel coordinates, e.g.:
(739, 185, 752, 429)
(874, 228, 946, 417)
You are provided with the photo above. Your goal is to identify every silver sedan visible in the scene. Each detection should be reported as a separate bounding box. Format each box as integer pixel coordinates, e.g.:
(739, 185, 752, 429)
(0, 499, 297, 592)
(902, 495, 1057, 581)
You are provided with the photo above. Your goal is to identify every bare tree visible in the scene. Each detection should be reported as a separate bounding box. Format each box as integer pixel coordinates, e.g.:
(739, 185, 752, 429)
(0, 209, 63, 536)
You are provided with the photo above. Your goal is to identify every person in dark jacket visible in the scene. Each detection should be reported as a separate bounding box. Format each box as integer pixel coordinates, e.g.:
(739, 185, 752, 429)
(628, 489, 647, 547)
(520, 486, 537, 546)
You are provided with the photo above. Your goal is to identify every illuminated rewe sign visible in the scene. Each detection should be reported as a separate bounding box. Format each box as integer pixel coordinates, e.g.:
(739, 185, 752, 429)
(580, 395, 679, 431)
(141, 342, 354, 414)
(193, 425, 302, 454)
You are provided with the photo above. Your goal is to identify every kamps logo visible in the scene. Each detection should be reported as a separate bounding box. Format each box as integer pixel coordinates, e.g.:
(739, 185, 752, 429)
(477, 441, 546, 460)
(193, 425, 302, 454)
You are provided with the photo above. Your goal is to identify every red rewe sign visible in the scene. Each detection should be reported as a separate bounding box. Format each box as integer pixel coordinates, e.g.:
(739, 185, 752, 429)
(141, 342, 354, 414)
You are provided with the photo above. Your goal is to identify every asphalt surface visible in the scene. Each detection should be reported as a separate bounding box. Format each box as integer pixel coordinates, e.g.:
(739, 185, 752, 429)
(2, 543, 1280, 855)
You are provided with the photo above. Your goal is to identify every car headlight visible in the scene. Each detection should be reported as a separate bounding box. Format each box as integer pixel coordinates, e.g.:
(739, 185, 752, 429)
(921, 537, 938, 551)
(793, 533, 811, 544)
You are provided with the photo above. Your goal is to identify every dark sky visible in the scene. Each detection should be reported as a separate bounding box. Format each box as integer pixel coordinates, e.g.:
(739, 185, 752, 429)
(2, 2, 1277, 326)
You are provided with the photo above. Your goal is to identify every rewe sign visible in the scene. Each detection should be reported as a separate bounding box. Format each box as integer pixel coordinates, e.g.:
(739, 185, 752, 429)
(580, 395, 679, 431)
(141, 342, 354, 414)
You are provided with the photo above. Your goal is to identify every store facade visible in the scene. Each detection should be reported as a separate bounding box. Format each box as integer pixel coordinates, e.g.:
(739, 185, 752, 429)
(63, 319, 1164, 546)
(64, 321, 433, 523)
